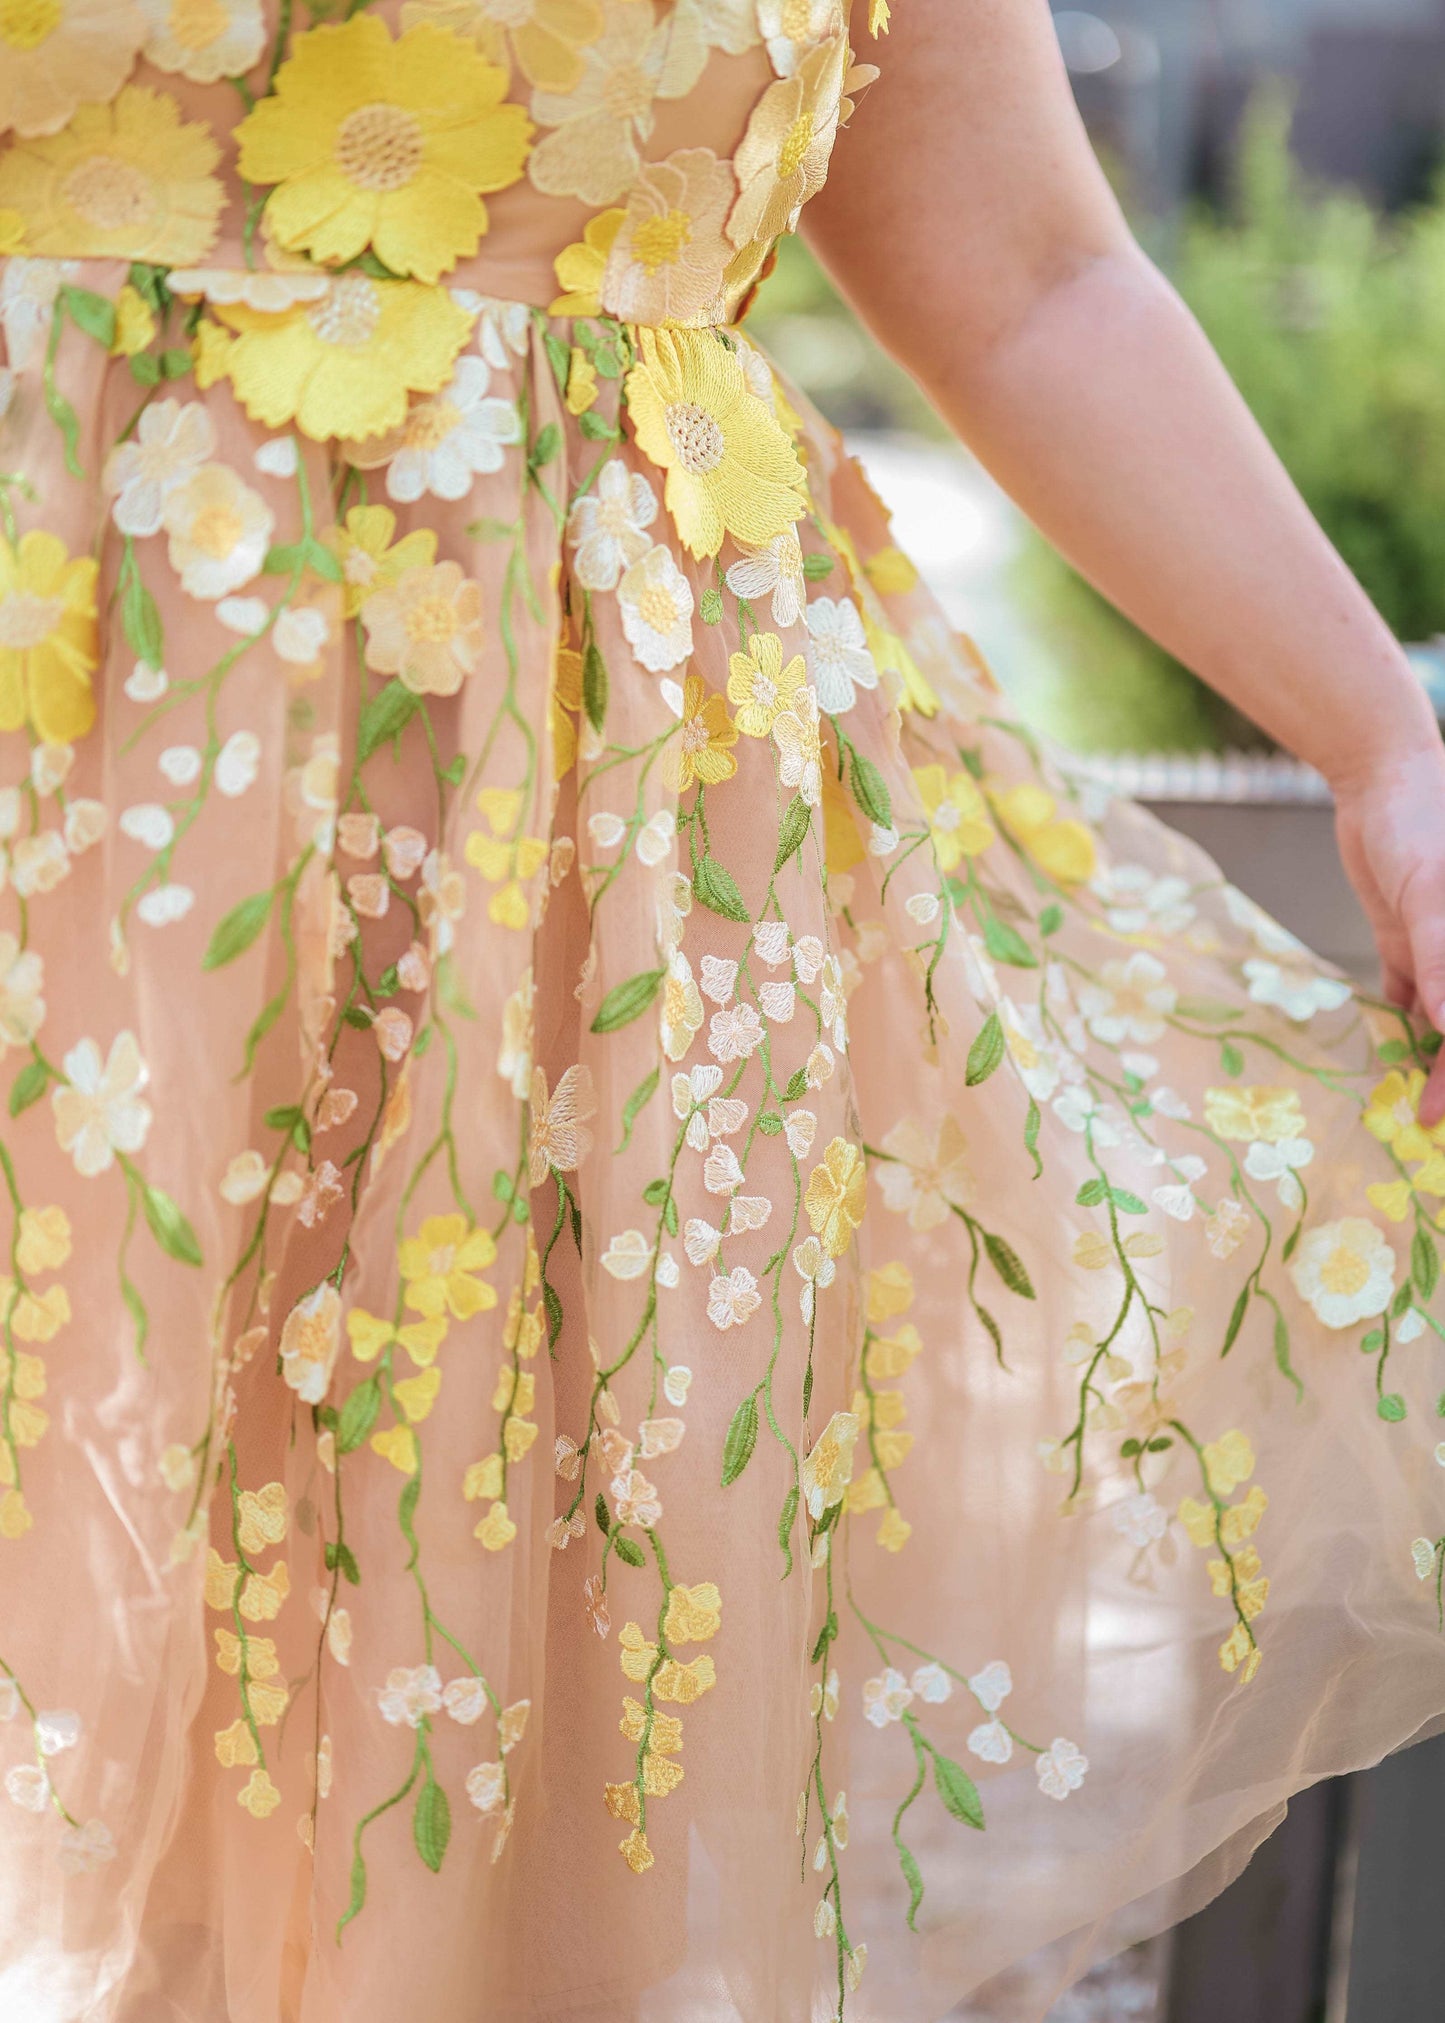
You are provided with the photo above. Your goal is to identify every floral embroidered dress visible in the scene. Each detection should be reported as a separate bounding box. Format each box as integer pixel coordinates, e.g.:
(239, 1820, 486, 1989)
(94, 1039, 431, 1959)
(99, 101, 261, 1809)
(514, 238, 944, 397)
(1, 4, 1444, 2020)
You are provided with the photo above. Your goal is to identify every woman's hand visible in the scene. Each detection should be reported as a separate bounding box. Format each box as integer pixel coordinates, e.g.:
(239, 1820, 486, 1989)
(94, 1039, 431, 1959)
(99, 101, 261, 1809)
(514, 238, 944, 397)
(1334, 736, 1445, 1123)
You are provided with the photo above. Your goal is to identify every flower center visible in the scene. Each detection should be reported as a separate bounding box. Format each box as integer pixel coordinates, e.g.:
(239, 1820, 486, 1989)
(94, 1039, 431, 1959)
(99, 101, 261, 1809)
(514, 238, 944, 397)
(0, 591, 61, 649)
(636, 585, 679, 635)
(0, 0, 60, 50)
(426, 1245, 456, 1276)
(405, 594, 459, 645)
(932, 798, 960, 835)
(680, 717, 710, 754)
(335, 102, 425, 193)
(631, 208, 692, 275)
(777, 110, 814, 180)
(308, 276, 382, 348)
(601, 59, 653, 121)
(402, 399, 460, 452)
(62, 156, 155, 235)
(343, 548, 378, 586)
(750, 673, 777, 709)
(664, 401, 725, 476)
(170, 0, 228, 48)
(189, 504, 245, 559)
(1320, 1243, 1369, 1299)
(486, 0, 535, 25)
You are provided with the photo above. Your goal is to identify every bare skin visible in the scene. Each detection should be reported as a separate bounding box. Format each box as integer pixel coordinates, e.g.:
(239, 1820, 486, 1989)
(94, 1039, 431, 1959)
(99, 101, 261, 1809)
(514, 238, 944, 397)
(805, 0, 1445, 1118)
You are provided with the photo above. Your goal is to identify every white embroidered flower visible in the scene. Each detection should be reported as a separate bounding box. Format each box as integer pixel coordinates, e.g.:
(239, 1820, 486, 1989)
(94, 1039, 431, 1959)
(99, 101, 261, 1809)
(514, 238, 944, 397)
(664, 1365, 692, 1406)
(773, 683, 823, 806)
(792, 1233, 834, 1322)
(758, 978, 796, 1021)
(1244, 1135, 1314, 1210)
(660, 948, 704, 1061)
(809, 1667, 840, 1721)
(1289, 1218, 1395, 1330)
(1242, 956, 1352, 1024)
(910, 1662, 952, 1704)
(102, 398, 215, 538)
(56, 1818, 116, 1874)
(273, 605, 330, 668)
(805, 596, 877, 714)
(1089, 863, 1196, 938)
(725, 529, 806, 628)
(52, 1031, 152, 1176)
(1151, 1183, 1196, 1222)
(466, 1760, 505, 1814)
(875, 1113, 971, 1232)
(4, 1764, 48, 1812)
(137, 884, 194, 928)
(707, 1265, 761, 1330)
(215, 730, 263, 798)
(0, 1680, 17, 1722)
(1, 260, 80, 372)
(753, 918, 791, 966)
(0, 933, 43, 1054)
(967, 1659, 1012, 1712)
(708, 1096, 747, 1137)
(377, 1664, 444, 1728)
(699, 954, 737, 1006)
(140, 0, 266, 82)
(967, 1720, 1013, 1764)
(635, 808, 676, 867)
(162, 462, 274, 601)
(567, 459, 659, 591)
(708, 1002, 764, 1063)
(861, 1667, 913, 1729)
(442, 1676, 488, 1726)
(784, 1109, 817, 1159)
(35, 1710, 81, 1756)
(791, 934, 826, 984)
(601, 1230, 655, 1280)
(703, 1144, 743, 1195)
(473, 296, 531, 369)
(1412, 1537, 1438, 1581)
(728, 1194, 771, 1234)
(1052, 1084, 1122, 1147)
(1036, 1736, 1089, 1801)
(1223, 884, 1310, 959)
(382, 357, 522, 502)
(1111, 1491, 1168, 1548)
(618, 543, 694, 673)
(587, 810, 628, 850)
(1077, 952, 1177, 1047)
(683, 1219, 721, 1266)
(253, 435, 297, 479)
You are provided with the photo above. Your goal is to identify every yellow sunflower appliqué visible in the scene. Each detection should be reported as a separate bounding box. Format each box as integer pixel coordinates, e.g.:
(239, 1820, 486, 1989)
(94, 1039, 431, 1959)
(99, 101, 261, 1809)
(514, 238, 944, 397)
(0, 530, 99, 745)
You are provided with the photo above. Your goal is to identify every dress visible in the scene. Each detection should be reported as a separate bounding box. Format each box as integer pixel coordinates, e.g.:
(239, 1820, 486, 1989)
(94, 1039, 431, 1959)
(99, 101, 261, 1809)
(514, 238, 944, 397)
(1, 5, 1444, 2020)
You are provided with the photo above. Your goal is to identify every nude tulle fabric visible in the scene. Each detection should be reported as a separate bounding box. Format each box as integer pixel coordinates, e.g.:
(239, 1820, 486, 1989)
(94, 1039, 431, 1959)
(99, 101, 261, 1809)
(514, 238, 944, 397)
(3, 10, 1445, 2023)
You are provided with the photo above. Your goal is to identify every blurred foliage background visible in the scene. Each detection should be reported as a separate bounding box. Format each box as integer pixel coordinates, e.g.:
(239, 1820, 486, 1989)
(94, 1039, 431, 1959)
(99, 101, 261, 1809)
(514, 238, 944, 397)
(749, 41, 1445, 753)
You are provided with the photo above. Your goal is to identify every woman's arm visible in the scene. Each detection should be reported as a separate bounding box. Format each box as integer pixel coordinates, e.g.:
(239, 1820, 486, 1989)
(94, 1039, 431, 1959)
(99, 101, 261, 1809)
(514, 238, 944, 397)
(805, 0, 1445, 1111)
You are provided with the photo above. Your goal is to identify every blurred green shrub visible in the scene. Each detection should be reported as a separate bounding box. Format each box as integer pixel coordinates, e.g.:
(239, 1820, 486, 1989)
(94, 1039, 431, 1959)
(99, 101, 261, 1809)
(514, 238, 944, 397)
(1024, 94, 1445, 750)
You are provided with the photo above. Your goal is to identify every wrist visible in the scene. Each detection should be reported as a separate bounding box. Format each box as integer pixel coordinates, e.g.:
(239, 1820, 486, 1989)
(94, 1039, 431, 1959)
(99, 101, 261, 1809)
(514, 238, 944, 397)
(1315, 659, 1441, 799)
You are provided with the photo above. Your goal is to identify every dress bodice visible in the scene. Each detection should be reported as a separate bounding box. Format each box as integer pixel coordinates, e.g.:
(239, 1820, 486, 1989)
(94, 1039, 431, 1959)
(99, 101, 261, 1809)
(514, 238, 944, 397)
(0, 0, 880, 323)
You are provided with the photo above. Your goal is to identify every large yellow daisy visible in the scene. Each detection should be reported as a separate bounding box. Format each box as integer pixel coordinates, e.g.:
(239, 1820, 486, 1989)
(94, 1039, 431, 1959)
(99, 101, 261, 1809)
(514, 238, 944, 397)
(0, 84, 223, 265)
(624, 327, 807, 560)
(235, 16, 533, 286)
(0, 530, 99, 746)
(214, 274, 474, 443)
(0, 0, 145, 142)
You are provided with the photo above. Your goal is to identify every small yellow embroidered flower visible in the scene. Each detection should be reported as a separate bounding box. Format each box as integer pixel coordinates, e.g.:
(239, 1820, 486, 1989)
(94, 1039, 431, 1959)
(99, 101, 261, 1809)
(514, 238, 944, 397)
(565, 346, 599, 416)
(215, 277, 473, 444)
(465, 788, 549, 929)
(214, 1629, 280, 1679)
(988, 781, 1097, 886)
(475, 1499, 517, 1549)
(801, 1410, 860, 1520)
(398, 1214, 498, 1320)
(323, 506, 438, 620)
(16, 1205, 69, 1275)
(394, 1367, 443, 1424)
(236, 1481, 288, 1555)
(111, 284, 156, 358)
(370, 1423, 418, 1474)
(235, 16, 533, 285)
(663, 1582, 722, 1643)
(549, 208, 624, 316)
(619, 1697, 682, 1752)
(865, 546, 918, 596)
(1363, 1069, 1445, 1162)
(1202, 1430, 1255, 1498)
(1203, 1085, 1306, 1145)
(844, 1466, 886, 1513)
(865, 1322, 922, 1382)
(237, 1767, 282, 1818)
(1367, 1178, 1413, 1223)
(214, 1719, 258, 1769)
(618, 1621, 657, 1682)
(0, 1489, 32, 1539)
(726, 631, 806, 738)
(464, 1454, 504, 1502)
(239, 1562, 291, 1624)
(362, 558, 486, 697)
(624, 327, 807, 560)
(0, 86, 223, 265)
(1219, 1622, 1262, 1683)
(912, 763, 993, 871)
(551, 637, 584, 779)
(618, 1826, 654, 1873)
(664, 674, 738, 793)
(804, 1138, 866, 1259)
(877, 1507, 912, 1552)
(0, 530, 98, 745)
(652, 1655, 716, 1704)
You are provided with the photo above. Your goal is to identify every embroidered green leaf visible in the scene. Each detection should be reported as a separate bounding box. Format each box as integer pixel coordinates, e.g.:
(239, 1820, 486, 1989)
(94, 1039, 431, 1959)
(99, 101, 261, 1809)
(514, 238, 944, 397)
(983, 1230, 1035, 1299)
(982, 914, 1036, 968)
(543, 329, 570, 387)
(700, 586, 724, 625)
(1174, 998, 1241, 1023)
(1282, 1223, 1301, 1263)
(774, 793, 811, 872)
(932, 1751, 985, 1830)
(128, 351, 162, 387)
(777, 1485, 798, 1577)
(1222, 1285, 1250, 1355)
(757, 1111, 784, 1136)
(595, 1492, 610, 1536)
(337, 1378, 382, 1454)
(721, 1392, 759, 1486)
(1038, 903, 1063, 937)
(784, 1066, 808, 1102)
(578, 409, 619, 442)
(1023, 1097, 1043, 1179)
(528, 421, 561, 470)
(1392, 1280, 1414, 1320)
(1075, 1177, 1108, 1208)
(848, 749, 892, 829)
(1376, 1038, 1410, 1065)
(616, 1067, 659, 1154)
(543, 1279, 563, 1348)
(1361, 1327, 1386, 1354)
(465, 515, 516, 542)
(663, 1194, 678, 1238)
(492, 1168, 515, 1203)
(1379, 1393, 1407, 1423)
(898, 1841, 925, 1929)
(583, 641, 608, 731)
(142, 1184, 202, 1266)
(810, 1610, 838, 1663)
(1273, 1309, 1302, 1397)
(413, 1777, 450, 1873)
(642, 1176, 670, 1207)
(121, 563, 164, 671)
(973, 1301, 1003, 1360)
(591, 967, 665, 1034)
(965, 1011, 1004, 1086)
(801, 552, 834, 581)
(159, 347, 193, 381)
(1221, 1040, 1245, 1078)
(326, 1541, 361, 1586)
(357, 679, 421, 763)
(306, 538, 342, 584)
(8, 1059, 47, 1118)
(694, 855, 750, 923)
(1108, 1188, 1147, 1216)
(613, 1535, 645, 1568)
(61, 285, 116, 349)
(337, 1849, 367, 1938)
(1414, 1226, 1440, 1301)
